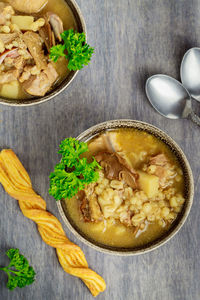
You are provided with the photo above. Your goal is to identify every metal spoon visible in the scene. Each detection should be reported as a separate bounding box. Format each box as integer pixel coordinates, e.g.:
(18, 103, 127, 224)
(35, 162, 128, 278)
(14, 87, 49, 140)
(145, 74, 200, 126)
(181, 47, 200, 102)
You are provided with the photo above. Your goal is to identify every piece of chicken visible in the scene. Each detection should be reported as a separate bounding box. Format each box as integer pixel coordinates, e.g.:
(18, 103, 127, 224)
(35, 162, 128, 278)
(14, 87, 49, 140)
(88, 132, 122, 155)
(148, 154, 176, 188)
(79, 185, 103, 223)
(0, 69, 19, 84)
(22, 63, 58, 96)
(23, 31, 47, 70)
(6, 0, 47, 14)
(0, 33, 19, 45)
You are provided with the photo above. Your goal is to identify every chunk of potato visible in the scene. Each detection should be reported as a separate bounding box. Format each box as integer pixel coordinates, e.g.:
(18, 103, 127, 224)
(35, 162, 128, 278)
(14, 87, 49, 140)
(1, 81, 19, 99)
(114, 225, 126, 235)
(138, 171, 159, 198)
(89, 222, 105, 233)
(11, 16, 34, 31)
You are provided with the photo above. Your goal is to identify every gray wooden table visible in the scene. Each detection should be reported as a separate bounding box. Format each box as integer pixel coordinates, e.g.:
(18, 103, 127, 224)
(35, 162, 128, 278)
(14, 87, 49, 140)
(0, 1, 200, 299)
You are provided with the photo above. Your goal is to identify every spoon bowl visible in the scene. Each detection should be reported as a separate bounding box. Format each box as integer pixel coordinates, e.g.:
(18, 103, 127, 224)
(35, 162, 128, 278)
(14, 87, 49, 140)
(181, 47, 200, 102)
(146, 74, 200, 126)
(146, 74, 192, 119)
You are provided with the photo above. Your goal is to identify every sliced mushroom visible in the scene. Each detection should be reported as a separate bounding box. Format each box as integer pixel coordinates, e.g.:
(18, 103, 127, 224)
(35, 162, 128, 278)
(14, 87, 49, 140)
(39, 16, 52, 52)
(39, 12, 62, 52)
(119, 170, 138, 189)
(95, 151, 139, 189)
(51, 31, 55, 46)
(46, 12, 63, 42)
(95, 152, 122, 180)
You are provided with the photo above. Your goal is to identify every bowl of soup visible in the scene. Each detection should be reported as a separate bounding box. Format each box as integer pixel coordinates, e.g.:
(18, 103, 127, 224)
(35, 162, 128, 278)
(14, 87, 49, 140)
(57, 119, 194, 255)
(0, 0, 86, 106)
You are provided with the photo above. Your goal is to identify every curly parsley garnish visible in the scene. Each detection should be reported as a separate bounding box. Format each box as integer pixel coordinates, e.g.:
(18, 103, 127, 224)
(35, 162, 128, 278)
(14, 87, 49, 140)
(49, 138, 101, 201)
(0, 248, 36, 290)
(49, 29, 94, 71)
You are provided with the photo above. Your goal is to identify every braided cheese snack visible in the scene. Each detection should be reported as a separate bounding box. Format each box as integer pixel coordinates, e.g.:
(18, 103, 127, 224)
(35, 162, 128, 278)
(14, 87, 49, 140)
(0, 149, 106, 297)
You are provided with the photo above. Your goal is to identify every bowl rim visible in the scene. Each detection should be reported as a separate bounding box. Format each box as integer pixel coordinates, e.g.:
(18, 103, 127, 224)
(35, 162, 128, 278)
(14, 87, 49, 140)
(57, 119, 194, 256)
(0, 0, 87, 107)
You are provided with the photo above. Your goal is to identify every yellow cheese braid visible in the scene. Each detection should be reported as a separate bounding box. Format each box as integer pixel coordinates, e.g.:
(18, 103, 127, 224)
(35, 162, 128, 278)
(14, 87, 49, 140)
(0, 149, 106, 297)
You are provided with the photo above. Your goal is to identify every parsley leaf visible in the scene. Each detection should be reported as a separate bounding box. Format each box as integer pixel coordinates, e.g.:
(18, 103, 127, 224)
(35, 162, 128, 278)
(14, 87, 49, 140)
(0, 248, 36, 291)
(49, 138, 101, 201)
(49, 29, 94, 71)
(49, 44, 66, 62)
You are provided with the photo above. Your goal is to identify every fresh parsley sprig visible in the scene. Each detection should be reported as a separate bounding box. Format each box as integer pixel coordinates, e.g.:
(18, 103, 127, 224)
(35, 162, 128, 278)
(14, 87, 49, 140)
(49, 29, 94, 71)
(0, 248, 36, 290)
(49, 138, 101, 201)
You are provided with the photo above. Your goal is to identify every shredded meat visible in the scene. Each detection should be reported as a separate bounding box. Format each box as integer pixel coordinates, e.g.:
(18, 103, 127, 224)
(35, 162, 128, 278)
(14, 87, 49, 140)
(22, 63, 58, 96)
(0, 33, 19, 45)
(150, 154, 169, 166)
(23, 31, 47, 70)
(19, 65, 40, 83)
(148, 154, 176, 188)
(0, 69, 19, 84)
(95, 152, 138, 189)
(14, 56, 25, 70)
(78, 184, 103, 222)
(79, 191, 91, 222)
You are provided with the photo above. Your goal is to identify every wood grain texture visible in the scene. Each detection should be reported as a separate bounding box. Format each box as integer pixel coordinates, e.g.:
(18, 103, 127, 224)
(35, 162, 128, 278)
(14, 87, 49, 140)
(0, 0, 200, 299)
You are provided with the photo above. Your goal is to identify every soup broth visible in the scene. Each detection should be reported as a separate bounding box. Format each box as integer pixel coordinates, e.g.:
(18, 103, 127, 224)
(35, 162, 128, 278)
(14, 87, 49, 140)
(65, 129, 185, 248)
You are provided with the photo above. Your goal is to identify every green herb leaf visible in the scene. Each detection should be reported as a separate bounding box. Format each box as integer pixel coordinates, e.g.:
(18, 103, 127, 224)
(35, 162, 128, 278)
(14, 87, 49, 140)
(7, 275, 18, 291)
(49, 44, 66, 62)
(49, 29, 94, 70)
(0, 248, 36, 291)
(49, 137, 101, 201)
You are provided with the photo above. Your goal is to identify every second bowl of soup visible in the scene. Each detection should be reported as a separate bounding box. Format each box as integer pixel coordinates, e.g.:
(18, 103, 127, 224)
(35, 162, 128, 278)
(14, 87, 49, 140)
(0, 0, 86, 105)
(57, 120, 194, 255)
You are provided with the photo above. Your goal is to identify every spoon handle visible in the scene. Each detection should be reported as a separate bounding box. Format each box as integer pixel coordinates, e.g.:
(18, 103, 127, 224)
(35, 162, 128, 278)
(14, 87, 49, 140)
(189, 111, 200, 126)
